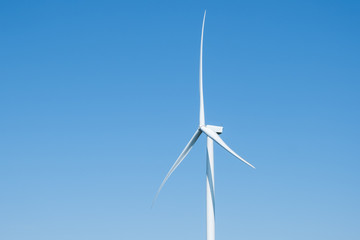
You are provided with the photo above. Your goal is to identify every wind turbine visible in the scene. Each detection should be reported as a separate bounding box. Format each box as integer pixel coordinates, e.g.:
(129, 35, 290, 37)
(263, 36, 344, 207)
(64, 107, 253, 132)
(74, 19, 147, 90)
(154, 11, 255, 240)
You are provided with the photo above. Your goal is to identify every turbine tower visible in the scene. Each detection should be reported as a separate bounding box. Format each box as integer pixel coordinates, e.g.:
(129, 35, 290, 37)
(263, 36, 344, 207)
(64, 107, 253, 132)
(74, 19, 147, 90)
(154, 11, 255, 240)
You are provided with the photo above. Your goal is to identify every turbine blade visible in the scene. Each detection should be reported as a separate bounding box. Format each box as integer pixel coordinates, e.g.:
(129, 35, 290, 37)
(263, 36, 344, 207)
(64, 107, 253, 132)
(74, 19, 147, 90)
(201, 126, 255, 169)
(153, 129, 202, 206)
(199, 10, 206, 126)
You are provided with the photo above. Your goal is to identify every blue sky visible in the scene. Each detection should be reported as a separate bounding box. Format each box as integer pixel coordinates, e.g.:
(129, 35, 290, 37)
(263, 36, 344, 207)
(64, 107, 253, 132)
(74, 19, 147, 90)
(1, 0, 359, 239)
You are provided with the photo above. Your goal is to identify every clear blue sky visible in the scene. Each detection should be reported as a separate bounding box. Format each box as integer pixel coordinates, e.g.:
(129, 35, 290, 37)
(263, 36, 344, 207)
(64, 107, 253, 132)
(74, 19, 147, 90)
(1, 0, 359, 239)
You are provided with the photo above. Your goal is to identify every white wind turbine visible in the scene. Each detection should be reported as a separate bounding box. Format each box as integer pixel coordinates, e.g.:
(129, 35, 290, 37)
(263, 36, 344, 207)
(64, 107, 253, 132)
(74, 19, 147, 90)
(154, 11, 255, 240)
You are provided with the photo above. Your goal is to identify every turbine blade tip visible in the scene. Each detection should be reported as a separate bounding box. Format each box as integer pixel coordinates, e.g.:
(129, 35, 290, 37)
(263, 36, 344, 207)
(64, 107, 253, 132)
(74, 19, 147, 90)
(151, 194, 159, 208)
(247, 163, 256, 169)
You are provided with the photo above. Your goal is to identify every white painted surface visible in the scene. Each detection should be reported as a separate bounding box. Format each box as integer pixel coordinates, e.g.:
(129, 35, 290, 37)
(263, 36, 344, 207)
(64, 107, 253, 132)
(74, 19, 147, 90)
(154, 10, 255, 240)
(153, 129, 202, 204)
(206, 137, 215, 240)
(201, 126, 255, 169)
(199, 11, 206, 126)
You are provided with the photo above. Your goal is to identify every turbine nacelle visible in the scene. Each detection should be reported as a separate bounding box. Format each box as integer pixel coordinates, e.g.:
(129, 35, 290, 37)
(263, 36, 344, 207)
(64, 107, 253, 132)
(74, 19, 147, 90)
(204, 125, 223, 135)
